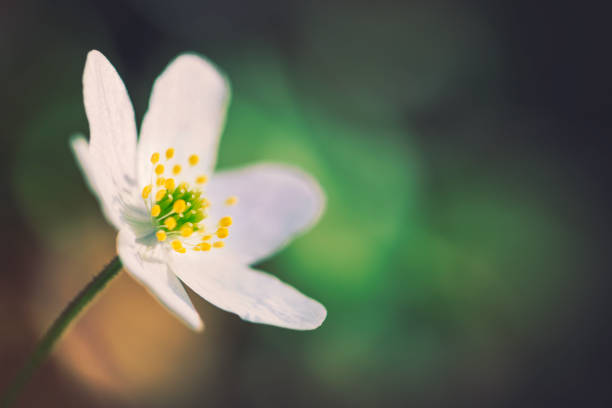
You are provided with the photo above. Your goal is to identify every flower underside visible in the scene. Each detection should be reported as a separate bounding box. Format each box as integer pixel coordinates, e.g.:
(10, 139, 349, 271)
(141, 147, 238, 253)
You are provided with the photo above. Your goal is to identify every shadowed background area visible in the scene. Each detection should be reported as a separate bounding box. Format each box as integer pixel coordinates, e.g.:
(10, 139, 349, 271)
(1, 0, 611, 407)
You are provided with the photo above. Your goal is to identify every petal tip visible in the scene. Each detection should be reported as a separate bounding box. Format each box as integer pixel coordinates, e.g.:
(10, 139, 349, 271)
(86, 49, 104, 58)
(183, 312, 205, 332)
(69, 134, 88, 151)
(164, 52, 231, 96)
(85, 49, 112, 70)
(299, 300, 327, 331)
(192, 318, 205, 332)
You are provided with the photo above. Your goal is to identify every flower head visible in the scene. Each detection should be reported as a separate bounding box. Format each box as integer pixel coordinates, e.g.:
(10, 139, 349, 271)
(71, 50, 326, 331)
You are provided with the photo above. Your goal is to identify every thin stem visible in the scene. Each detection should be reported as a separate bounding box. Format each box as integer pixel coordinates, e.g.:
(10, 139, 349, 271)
(1, 256, 123, 407)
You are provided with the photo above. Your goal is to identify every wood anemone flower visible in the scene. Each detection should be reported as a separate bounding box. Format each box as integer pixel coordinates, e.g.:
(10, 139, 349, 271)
(71, 50, 326, 331)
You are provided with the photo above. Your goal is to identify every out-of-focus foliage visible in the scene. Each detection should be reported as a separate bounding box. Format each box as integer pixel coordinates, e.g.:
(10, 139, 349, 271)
(1, 0, 608, 407)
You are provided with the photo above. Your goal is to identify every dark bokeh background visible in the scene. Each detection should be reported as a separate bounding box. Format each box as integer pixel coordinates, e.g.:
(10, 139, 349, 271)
(1, 1, 611, 407)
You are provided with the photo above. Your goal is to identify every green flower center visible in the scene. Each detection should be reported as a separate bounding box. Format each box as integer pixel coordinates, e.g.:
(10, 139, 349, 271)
(141, 148, 237, 253)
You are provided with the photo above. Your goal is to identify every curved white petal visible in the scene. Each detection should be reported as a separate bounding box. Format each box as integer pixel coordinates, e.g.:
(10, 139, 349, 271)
(70, 135, 98, 193)
(206, 163, 325, 265)
(70, 135, 122, 228)
(137, 54, 230, 186)
(170, 252, 326, 330)
(117, 229, 203, 331)
(83, 50, 140, 228)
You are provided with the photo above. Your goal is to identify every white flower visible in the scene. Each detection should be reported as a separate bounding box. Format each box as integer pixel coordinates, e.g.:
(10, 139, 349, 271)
(71, 50, 326, 331)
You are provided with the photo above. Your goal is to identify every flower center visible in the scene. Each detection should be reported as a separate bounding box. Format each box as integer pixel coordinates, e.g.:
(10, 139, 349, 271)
(141, 148, 237, 254)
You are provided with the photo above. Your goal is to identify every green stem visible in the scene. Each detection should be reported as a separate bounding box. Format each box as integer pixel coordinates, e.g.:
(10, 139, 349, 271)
(1, 256, 123, 407)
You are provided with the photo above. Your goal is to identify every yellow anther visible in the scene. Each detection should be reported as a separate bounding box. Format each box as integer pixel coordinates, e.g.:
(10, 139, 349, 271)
(225, 196, 238, 206)
(180, 225, 194, 237)
(202, 198, 210, 208)
(164, 217, 177, 230)
(171, 239, 186, 253)
(173, 199, 186, 213)
(156, 230, 167, 242)
(188, 154, 199, 166)
(213, 241, 224, 248)
(164, 178, 175, 190)
(197, 242, 212, 251)
(142, 185, 152, 199)
(155, 164, 164, 175)
(178, 182, 190, 191)
(151, 204, 161, 217)
(156, 177, 166, 186)
(155, 189, 167, 202)
(216, 227, 229, 239)
(196, 175, 208, 184)
(172, 164, 181, 175)
(202, 235, 212, 241)
(150, 152, 160, 164)
(219, 216, 233, 227)
(165, 148, 175, 159)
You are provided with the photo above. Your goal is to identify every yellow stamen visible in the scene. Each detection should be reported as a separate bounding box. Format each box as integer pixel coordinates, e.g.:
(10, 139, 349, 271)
(171, 239, 186, 253)
(216, 227, 229, 239)
(180, 225, 194, 237)
(178, 182, 190, 191)
(202, 235, 212, 241)
(197, 242, 211, 251)
(225, 196, 238, 206)
(165, 148, 175, 159)
(151, 204, 161, 217)
(188, 154, 199, 166)
(219, 216, 232, 227)
(150, 152, 160, 164)
(173, 199, 186, 213)
(164, 217, 177, 230)
(196, 175, 208, 184)
(142, 185, 152, 199)
(156, 177, 165, 186)
(155, 164, 164, 175)
(164, 178, 175, 190)
(172, 164, 181, 175)
(213, 241, 224, 248)
(156, 230, 167, 241)
(155, 189, 167, 202)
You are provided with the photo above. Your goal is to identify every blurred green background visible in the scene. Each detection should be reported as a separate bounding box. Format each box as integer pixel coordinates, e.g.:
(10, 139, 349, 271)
(1, 1, 611, 407)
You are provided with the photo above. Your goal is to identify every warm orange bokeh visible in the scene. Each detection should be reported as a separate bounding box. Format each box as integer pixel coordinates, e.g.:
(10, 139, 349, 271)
(29, 216, 217, 403)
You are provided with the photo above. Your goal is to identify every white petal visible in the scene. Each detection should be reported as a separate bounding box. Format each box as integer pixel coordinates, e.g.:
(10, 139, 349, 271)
(70, 135, 123, 228)
(137, 54, 230, 186)
(82, 50, 140, 227)
(70, 135, 98, 193)
(117, 229, 203, 331)
(170, 252, 326, 330)
(206, 163, 325, 265)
